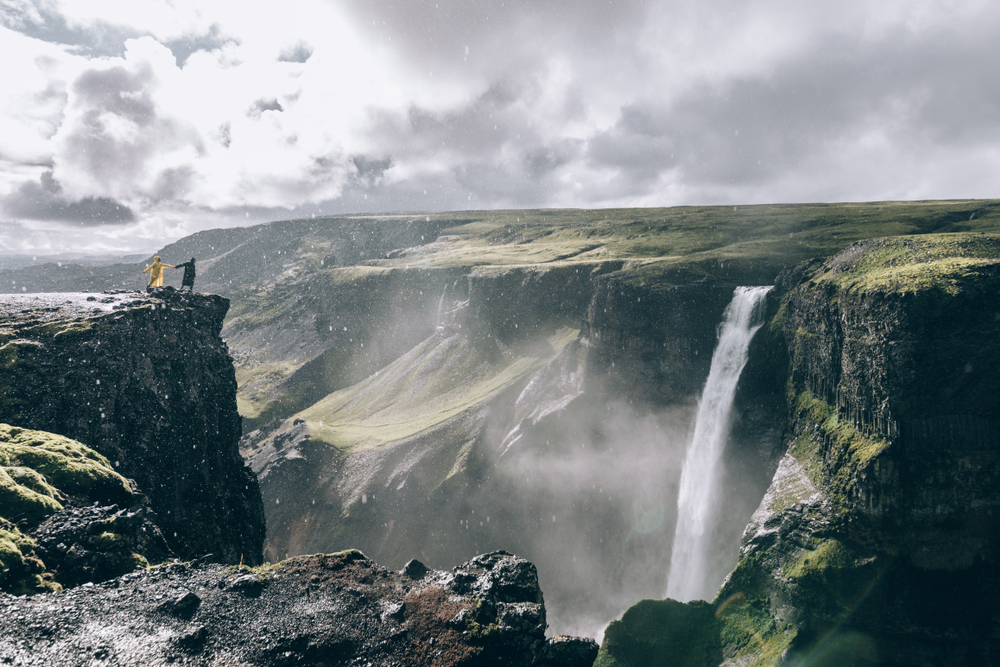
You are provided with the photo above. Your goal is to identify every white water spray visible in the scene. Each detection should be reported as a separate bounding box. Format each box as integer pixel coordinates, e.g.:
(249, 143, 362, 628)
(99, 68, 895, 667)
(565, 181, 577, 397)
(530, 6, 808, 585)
(435, 284, 448, 329)
(666, 285, 772, 602)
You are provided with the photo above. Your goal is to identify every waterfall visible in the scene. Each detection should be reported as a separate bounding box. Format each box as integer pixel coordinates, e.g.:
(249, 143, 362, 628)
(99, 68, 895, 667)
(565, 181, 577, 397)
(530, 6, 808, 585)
(435, 284, 448, 329)
(666, 285, 772, 602)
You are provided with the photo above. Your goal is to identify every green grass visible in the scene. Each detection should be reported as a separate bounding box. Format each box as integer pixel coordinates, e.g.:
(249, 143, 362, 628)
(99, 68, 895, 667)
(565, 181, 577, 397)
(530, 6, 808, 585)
(298, 326, 579, 455)
(809, 233, 1000, 294)
(235, 361, 302, 421)
(362, 201, 1000, 275)
(223, 200, 1000, 427)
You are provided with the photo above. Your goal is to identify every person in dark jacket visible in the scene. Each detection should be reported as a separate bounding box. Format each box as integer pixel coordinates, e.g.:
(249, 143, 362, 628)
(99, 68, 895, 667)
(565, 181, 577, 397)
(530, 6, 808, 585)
(175, 258, 196, 291)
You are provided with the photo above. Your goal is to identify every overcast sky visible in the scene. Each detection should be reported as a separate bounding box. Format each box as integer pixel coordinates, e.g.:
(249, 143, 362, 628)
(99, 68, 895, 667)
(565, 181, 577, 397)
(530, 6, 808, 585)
(0, 0, 997, 255)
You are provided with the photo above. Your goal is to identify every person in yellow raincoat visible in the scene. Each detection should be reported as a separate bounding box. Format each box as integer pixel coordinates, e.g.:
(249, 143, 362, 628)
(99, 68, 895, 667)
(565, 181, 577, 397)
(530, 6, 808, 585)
(142, 256, 174, 289)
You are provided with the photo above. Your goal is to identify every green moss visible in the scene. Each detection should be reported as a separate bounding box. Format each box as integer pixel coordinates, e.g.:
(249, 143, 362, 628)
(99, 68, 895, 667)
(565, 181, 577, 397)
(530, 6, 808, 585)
(463, 598, 502, 640)
(0, 520, 61, 595)
(0, 424, 133, 510)
(811, 233, 1000, 295)
(784, 539, 882, 614)
(596, 599, 722, 667)
(0, 466, 64, 525)
(21, 318, 95, 339)
(5, 465, 62, 500)
(768, 298, 788, 336)
(91, 531, 125, 549)
(789, 393, 890, 515)
(0, 523, 31, 570)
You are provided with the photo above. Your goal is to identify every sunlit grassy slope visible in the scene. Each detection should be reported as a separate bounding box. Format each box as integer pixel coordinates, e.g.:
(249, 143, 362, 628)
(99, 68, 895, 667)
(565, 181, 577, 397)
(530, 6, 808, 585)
(809, 232, 1000, 295)
(298, 327, 578, 454)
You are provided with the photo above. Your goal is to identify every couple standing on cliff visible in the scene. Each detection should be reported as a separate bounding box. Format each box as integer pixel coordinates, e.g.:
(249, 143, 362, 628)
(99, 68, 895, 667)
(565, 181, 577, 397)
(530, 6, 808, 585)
(143, 256, 197, 291)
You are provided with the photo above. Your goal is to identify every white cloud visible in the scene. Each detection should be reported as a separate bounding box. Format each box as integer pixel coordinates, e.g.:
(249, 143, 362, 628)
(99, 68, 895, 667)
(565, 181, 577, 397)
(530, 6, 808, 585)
(0, 0, 998, 253)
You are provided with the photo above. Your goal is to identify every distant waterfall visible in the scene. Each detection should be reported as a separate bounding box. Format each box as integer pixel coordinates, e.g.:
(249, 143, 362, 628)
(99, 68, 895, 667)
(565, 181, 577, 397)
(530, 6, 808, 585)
(435, 284, 448, 329)
(666, 285, 772, 602)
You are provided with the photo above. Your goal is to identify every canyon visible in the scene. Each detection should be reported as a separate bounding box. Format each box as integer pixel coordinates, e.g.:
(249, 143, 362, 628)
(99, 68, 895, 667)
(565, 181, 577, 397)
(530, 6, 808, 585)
(0, 200, 998, 665)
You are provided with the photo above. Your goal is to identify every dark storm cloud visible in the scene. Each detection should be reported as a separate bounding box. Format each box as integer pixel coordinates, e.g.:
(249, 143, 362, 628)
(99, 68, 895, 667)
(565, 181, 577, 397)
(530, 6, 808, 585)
(351, 155, 393, 188)
(62, 63, 157, 184)
(363, 80, 528, 161)
(56, 54, 203, 200)
(585, 22, 1000, 195)
(4, 171, 135, 225)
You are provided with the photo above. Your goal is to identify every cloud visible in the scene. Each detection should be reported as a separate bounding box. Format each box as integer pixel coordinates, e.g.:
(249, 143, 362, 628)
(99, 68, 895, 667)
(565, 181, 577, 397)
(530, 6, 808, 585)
(1, 0, 999, 253)
(4, 170, 135, 224)
(277, 41, 312, 64)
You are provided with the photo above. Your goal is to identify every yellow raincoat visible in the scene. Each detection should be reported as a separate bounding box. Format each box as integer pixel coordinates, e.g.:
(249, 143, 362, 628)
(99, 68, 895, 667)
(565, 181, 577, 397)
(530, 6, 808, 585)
(143, 256, 174, 287)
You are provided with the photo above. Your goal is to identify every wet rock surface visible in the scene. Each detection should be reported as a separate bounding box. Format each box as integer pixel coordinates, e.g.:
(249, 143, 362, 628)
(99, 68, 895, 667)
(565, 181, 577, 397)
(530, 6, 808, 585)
(0, 549, 598, 667)
(0, 289, 266, 565)
(32, 502, 174, 588)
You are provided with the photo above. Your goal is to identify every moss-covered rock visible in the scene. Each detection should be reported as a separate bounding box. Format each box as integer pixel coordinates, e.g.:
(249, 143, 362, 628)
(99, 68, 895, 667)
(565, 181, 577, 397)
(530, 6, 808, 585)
(0, 466, 63, 527)
(596, 599, 722, 667)
(0, 424, 132, 516)
(0, 425, 159, 594)
(0, 518, 60, 596)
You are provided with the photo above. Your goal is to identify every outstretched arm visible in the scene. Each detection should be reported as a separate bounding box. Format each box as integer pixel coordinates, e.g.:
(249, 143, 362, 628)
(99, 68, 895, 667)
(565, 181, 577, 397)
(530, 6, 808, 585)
(142, 265, 152, 273)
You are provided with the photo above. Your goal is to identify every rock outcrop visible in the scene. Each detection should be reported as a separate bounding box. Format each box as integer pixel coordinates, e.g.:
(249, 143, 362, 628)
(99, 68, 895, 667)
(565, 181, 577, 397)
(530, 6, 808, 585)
(0, 549, 598, 667)
(0, 423, 173, 594)
(0, 290, 265, 565)
(596, 233, 1000, 666)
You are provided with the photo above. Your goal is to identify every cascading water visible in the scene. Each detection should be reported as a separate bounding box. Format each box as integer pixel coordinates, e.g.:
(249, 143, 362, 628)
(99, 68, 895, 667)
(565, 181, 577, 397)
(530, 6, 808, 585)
(666, 285, 772, 602)
(435, 284, 448, 329)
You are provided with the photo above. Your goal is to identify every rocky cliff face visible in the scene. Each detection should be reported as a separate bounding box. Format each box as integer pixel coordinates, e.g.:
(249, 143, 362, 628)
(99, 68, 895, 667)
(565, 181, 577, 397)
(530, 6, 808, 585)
(0, 290, 265, 565)
(0, 549, 598, 667)
(596, 233, 1000, 666)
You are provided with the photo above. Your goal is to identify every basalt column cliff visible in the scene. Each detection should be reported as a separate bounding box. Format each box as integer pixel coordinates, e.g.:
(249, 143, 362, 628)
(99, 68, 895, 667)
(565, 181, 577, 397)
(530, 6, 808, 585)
(597, 233, 1000, 666)
(0, 290, 265, 564)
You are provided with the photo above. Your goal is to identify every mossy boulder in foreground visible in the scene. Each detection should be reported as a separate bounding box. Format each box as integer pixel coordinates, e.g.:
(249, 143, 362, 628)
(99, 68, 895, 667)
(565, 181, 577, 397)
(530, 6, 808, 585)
(0, 423, 174, 595)
(0, 423, 132, 526)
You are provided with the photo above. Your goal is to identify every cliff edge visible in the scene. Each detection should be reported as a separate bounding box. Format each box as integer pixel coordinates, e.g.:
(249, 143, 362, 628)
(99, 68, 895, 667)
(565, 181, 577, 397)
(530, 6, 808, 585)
(597, 233, 1000, 666)
(0, 289, 265, 565)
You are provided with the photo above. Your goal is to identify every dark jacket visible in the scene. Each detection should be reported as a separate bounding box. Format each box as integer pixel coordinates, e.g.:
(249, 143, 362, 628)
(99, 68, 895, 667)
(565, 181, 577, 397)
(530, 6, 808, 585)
(175, 260, 196, 286)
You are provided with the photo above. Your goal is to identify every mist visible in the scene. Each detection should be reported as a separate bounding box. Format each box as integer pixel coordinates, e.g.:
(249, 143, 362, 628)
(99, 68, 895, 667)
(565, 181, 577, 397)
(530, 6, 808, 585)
(247, 284, 782, 641)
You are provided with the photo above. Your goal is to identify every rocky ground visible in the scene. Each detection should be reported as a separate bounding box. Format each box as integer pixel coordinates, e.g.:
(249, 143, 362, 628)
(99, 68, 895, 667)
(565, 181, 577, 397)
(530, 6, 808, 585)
(0, 290, 152, 322)
(0, 549, 598, 667)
